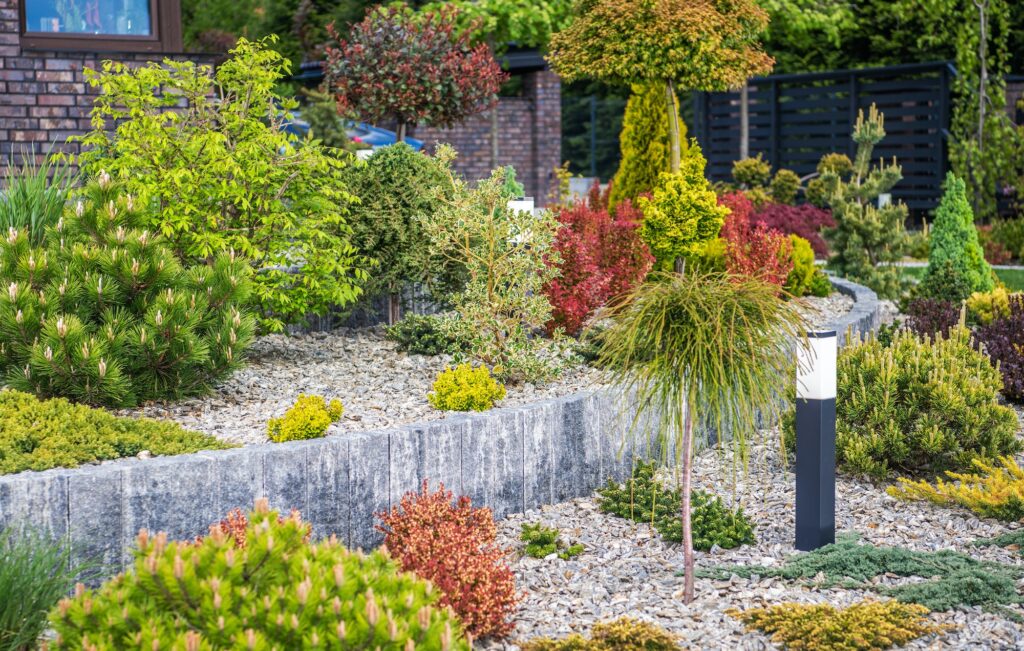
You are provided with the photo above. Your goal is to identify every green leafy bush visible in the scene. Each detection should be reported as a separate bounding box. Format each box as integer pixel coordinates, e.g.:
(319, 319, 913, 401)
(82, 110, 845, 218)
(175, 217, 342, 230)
(906, 222, 931, 260)
(385, 313, 465, 356)
(0, 177, 255, 407)
(921, 173, 994, 297)
(0, 389, 231, 475)
(808, 269, 834, 297)
(732, 154, 772, 189)
(990, 217, 1024, 260)
(523, 617, 679, 651)
(51, 500, 470, 650)
(770, 168, 801, 205)
(428, 363, 506, 412)
(916, 259, 974, 303)
(422, 159, 562, 383)
(0, 527, 81, 651)
(266, 394, 343, 443)
(77, 37, 367, 333)
(598, 461, 756, 551)
(0, 149, 75, 245)
(729, 600, 948, 651)
(786, 324, 1019, 479)
(520, 523, 583, 560)
(784, 234, 816, 297)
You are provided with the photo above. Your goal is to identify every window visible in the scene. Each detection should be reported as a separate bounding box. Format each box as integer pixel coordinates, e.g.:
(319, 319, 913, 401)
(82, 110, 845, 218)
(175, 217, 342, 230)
(19, 0, 182, 52)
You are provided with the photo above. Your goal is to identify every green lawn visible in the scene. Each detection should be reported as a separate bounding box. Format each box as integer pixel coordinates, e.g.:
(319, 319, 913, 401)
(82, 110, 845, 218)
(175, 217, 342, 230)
(901, 266, 1024, 291)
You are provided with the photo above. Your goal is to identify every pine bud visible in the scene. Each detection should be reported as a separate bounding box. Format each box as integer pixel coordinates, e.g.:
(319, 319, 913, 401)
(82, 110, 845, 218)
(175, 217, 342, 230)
(185, 632, 200, 651)
(56, 317, 67, 338)
(337, 622, 346, 640)
(126, 195, 134, 211)
(80, 343, 89, 359)
(44, 346, 53, 362)
(6, 227, 16, 243)
(131, 258, 140, 275)
(155, 310, 163, 326)
(27, 255, 35, 271)
(96, 276, 103, 295)
(8, 282, 17, 300)
(173, 554, 184, 580)
(140, 329, 147, 344)
(98, 359, 107, 378)
(406, 640, 415, 651)
(98, 170, 110, 188)
(388, 614, 398, 640)
(311, 632, 319, 646)
(15, 310, 23, 324)
(245, 630, 256, 649)
(365, 589, 379, 626)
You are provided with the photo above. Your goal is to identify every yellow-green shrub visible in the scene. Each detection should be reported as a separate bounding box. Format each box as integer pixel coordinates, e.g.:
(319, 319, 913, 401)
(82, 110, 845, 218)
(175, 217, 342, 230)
(685, 237, 726, 273)
(785, 235, 816, 297)
(732, 154, 772, 189)
(771, 168, 802, 205)
(729, 600, 950, 651)
(266, 394, 343, 442)
(966, 286, 1014, 325)
(0, 389, 231, 475)
(889, 456, 1024, 522)
(523, 617, 679, 651)
(428, 363, 506, 412)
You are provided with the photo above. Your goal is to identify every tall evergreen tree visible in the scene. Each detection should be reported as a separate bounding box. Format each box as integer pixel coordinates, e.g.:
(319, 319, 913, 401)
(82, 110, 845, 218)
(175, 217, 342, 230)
(923, 173, 995, 296)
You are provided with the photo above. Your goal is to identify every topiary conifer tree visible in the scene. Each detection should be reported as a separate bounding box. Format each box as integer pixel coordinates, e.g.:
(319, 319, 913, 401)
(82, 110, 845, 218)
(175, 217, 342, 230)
(820, 105, 909, 299)
(922, 172, 994, 297)
(607, 82, 686, 208)
(0, 174, 254, 407)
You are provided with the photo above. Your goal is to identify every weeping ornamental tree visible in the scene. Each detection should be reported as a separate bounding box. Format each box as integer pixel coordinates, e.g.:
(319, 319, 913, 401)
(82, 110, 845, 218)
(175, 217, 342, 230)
(324, 4, 506, 143)
(548, 0, 774, 174)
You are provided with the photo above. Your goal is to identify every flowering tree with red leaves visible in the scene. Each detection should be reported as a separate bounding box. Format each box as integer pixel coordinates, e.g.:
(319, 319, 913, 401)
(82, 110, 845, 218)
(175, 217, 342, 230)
(377, 481, 518, 640)
(720, 192, 793, 287)
(544, 182, 654, 336)
(324, 5, 506, 141)
(752, 202, 835, 258)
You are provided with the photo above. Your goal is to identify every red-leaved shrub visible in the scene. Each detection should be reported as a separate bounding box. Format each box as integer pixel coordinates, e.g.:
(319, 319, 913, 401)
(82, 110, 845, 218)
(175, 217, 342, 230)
(976, 295, 1024, 402)
(377, 481, 518, 640)
(753, 202, 835, 258)
(197, 501, 308, 548)
(544, 182, 653, 335)
(720, 192, 793, 286)
(977, 224, 1015, 265)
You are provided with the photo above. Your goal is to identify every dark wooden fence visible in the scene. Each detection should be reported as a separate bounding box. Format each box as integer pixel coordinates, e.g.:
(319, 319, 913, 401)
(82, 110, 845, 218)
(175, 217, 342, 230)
(693, 62, 957, 213)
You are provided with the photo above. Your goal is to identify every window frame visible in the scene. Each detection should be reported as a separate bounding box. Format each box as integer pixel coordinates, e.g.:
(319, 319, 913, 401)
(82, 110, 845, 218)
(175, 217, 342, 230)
(18, 0, 182, 53)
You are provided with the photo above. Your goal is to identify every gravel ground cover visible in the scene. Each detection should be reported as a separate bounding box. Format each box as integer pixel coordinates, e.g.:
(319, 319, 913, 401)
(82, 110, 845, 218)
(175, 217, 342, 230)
(126, 294, 853, 444)
(481, 408, 1024, 650)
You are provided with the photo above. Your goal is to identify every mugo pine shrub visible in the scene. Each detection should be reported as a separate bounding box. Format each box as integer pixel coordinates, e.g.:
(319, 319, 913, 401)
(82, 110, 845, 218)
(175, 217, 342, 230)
(520, 523, 583, 560)
(0, 389, 229, 475)
(429, 363, 506, 412)
(0, 176, 254, 407)
(792, 325, 1019, 478)
(266, 393, 343, 442)
(52, 500, 470, 650)
(377, 482, 518, 640)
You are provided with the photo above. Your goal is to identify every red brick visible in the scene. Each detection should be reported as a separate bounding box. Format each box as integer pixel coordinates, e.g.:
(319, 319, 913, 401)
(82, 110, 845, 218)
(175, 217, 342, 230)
(0, 93, 35, 105)
(11, 130, 48, 142)
(37, 94, 73, 106)
(0, 105, 25, 117)
(39, 118, 77, 130)
(29, 106, 66, 118)
(44, 59, 78, 71)
(36, 70, 74, 82)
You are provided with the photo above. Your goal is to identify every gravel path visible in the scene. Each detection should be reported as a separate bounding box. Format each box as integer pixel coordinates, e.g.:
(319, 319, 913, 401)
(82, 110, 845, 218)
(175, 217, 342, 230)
(481, 414, 1024, 650)
(125, 295, 852, 445)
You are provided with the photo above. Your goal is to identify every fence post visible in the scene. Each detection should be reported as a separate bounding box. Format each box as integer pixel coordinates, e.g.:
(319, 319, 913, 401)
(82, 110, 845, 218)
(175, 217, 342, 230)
(795, 330, 837, 552)
(848, 72, 858, 159)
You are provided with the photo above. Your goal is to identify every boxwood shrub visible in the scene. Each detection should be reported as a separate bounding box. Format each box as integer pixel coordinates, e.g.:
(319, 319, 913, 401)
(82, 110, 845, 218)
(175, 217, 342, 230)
(0, 389, 232, 475)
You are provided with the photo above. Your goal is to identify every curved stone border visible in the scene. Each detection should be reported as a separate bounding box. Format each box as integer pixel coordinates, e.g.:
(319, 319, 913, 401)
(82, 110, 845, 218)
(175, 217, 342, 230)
(826, 276, 882, 347)
(0, 277, 881, 582)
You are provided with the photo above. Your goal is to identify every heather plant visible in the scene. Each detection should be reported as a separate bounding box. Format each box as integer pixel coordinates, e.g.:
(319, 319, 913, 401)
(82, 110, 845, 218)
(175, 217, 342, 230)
(904, 298, 960, 340)
(0, 390, 231, 475)
(422, 157, 562, 383)
(428, 364, 506, 412)
(325, 4, 505, 142)
(719, 191, 794, 288)
(386, 313, 465, 356)
(922, 173, 994, 297)
(52, 500, 470, 650)
(0, 177, 254, 407)
(595, 271, 805, 602)
(975, 294, 1024, 402)
(520, 523, 583, 560)
(377, 482, 518, 640)
(78, 38, 365, 333)
(0, 527, 81, 651)
(522, 617, 679, 651)
(820, 106, 909, 299)
(544, 181, 653, 336)
(598, 461, 756, 551)
(638, 145, 729, 271)
(729, 600, 949, 651)
(0, 149, 75, 246)
(753, 202, 835, 258)
(608, 82, 686, 208)
(266, 394, 343, 443)
(889, 456, 1024, 522)
(786, 324, 1019, 478)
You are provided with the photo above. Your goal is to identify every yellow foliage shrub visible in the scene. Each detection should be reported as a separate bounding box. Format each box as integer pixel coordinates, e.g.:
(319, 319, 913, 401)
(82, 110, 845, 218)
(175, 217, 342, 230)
(729, 600, 950, 651)
(966, 286, 1014, 325)
(428, 363, 506, 412)
(888, 456, 1024, 522)
(523, 617, 679, 650)
(266, 394, 343, 442)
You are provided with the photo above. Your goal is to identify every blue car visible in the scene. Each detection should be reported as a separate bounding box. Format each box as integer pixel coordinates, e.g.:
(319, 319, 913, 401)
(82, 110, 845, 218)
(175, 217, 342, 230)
(282, 109, 424, 152)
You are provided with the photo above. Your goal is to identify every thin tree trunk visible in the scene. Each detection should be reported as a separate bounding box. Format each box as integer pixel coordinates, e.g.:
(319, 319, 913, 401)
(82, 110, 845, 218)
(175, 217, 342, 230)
(976, 0, 988, 154)
(490, 106, 500, 169)
(665, 79, 681, 174)
(389, 120, 408, 324)
(740, 84, 750, 160)
(681, 396, 695, 604)
(397, 121, 407, 144)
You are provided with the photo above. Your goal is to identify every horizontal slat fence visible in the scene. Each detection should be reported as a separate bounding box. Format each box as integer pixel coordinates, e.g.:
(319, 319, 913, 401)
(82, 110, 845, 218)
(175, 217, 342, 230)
(693, 62, 956, 212)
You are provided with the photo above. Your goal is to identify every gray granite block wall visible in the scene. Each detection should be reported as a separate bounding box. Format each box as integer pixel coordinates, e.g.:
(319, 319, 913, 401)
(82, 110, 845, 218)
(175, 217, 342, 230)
(0, 277, 882, 585)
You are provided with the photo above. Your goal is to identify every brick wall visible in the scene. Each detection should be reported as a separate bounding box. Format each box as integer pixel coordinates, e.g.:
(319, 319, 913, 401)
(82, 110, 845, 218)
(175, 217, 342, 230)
(414, 70, 562, 207)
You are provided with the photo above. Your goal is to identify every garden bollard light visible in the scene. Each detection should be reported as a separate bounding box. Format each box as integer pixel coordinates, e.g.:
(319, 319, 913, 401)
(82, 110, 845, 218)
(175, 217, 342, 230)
(795, 330, 837, 551)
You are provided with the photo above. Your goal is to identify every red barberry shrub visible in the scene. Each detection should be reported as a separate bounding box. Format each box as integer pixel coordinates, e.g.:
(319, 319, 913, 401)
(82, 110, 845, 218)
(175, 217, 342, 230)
(976, 295, 1024, 402)
(544, 182, 654, 335)
(324, 5, 506, 137)
(197, 502, 308, 548)
(905, 298, 959, 341)
(977, 224, 1015, 265)
(720, 192, 793, 286)
(752, 202, 835, 258)
(377, 482, 519, 640)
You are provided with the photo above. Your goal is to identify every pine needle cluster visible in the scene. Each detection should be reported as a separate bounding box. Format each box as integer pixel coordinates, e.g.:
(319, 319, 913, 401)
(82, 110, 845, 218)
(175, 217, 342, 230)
(889, 456, 1024, 522)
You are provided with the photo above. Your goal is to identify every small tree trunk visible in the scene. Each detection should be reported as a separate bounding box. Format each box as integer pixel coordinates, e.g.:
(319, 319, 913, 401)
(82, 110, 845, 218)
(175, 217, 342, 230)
(396, 121, 407, 143)
(665, 79, 681, 174)
(680, 396, 695, 604)
(387, 292, 401, 325)
(740, 84, 750, 160)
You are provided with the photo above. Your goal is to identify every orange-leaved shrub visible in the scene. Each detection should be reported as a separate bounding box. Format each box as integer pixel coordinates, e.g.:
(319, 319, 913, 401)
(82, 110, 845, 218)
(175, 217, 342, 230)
(376, 481, 519, 640)
(720, 191, 793, 287)
(196, 506, 308, 548)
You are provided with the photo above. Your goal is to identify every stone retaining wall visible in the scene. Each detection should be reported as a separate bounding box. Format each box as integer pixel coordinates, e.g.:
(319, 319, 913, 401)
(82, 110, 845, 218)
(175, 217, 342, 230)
(0, 278, 881, 581)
